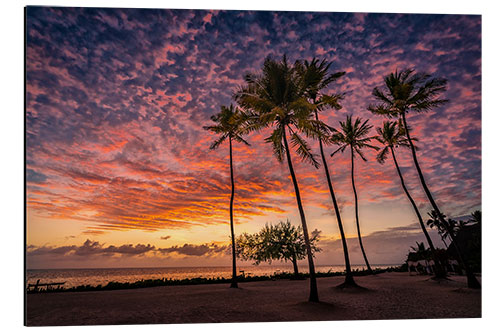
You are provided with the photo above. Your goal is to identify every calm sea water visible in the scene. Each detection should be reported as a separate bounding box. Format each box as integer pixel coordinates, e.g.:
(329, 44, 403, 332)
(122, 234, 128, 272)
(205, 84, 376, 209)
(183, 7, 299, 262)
(26, 264, 395, 288)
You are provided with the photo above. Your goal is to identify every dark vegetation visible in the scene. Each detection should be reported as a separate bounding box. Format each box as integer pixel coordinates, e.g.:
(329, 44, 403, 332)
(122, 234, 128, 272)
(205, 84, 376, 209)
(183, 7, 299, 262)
(403, 211, 481, 274)
(27, 267, 401, 294)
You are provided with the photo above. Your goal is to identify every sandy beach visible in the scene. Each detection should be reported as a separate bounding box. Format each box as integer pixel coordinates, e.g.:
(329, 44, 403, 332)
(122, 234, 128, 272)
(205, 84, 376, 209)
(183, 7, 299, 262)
(26, 272, 481, 326)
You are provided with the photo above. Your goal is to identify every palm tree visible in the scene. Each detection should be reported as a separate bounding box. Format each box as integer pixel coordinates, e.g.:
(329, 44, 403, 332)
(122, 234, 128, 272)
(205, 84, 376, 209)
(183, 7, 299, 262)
(426, 210, 449, 248)
(426, 210, 479, 279)
(203, 104, 249, 288)
(235, 55, 330, 302)
(330, 115, 378, 274)
(369, 69, 480, 288)
(375, 120, 446, 278)
(295, 58, 358, 287)
(470, 210, 481, 225)
(410, 241, 428, 255)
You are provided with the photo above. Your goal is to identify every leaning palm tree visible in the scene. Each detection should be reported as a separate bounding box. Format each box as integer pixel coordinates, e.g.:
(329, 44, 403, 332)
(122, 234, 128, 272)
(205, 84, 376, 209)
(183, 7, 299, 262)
(375, 120, 446, 278)
(330, 116, 378, 274)
(295, 58, 358, 287)
(203, 104, 249, 288)
(369, 69, 480, 288)
(235, 55, 330, 302)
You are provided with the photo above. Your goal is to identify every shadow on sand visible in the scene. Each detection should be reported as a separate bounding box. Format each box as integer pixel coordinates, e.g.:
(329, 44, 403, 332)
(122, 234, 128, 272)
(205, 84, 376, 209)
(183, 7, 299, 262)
(294, 300, 337, 313)
(424, 276, 458, 286)
(333, 282, 374, 293)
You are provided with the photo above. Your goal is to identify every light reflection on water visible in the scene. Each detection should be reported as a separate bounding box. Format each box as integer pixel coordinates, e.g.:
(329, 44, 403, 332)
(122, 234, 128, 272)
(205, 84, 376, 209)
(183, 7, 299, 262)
(26, 264, 395, 288)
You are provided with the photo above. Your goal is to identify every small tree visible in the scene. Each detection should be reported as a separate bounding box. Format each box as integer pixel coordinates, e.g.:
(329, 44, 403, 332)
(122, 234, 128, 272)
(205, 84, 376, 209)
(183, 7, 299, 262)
(236, 220, 321, 278)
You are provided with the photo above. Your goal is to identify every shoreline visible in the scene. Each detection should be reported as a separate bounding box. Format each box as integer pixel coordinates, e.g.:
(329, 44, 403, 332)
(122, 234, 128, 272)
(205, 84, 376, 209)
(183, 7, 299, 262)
(27, 267, 402, 293)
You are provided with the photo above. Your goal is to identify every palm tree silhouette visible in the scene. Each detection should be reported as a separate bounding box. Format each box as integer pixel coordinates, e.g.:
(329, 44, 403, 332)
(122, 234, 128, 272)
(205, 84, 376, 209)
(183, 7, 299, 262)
(426, 210, 449, 248)
(470, 210, 481, 225)
(426, 210, 479, 279)
(375, 120, 446, 278)
(369, 69, 480, 288)
(203, 104, 249, 288)
(330, 115, 378, 274)
(235, 55, 330, 302)
(295, 58, 358, 287)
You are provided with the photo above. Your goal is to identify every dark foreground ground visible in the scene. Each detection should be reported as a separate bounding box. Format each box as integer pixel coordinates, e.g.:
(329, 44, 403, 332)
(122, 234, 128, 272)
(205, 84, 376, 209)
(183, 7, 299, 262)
(26, 272, 481, 326)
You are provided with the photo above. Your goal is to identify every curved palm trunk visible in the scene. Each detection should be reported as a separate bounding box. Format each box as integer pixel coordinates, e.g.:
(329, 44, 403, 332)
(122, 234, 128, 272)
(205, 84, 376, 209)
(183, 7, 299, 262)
(389, 146, 446, 278)
(229, 137, 238, 288)
(283, 128, 319, 302)
(350, 146, 372, 273)
(315, 111, 355, 286)
(401, 112, 480, 288)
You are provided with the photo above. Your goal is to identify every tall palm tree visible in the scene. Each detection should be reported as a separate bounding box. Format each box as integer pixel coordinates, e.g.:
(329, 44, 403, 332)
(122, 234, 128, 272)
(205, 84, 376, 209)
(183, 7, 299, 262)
(235, 55, 330, 302)
(295, 58, 358, 287)
(369, 69, 480, 288)
(203, 104, 249, 288)
(330, 116, 378, 274)
(375, 120, 446, 278)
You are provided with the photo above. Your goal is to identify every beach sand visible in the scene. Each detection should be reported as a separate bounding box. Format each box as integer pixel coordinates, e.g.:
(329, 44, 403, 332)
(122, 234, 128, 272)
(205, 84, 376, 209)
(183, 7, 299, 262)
(26, 272, 481, 326)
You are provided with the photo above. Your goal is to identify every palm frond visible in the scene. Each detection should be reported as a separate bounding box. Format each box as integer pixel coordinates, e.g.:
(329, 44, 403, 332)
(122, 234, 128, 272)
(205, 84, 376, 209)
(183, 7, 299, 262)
(233, 134, 250, 146)
(330, 144, 347, 157)
(289, 128, 319, 168)
(376, 146, 389, 164)
(265, 126, 285, 163)
(317, 93, 344, 111)
(209, 134, 227, 150)
(354, 146, 367, 161)
(319, 71, 346, 90)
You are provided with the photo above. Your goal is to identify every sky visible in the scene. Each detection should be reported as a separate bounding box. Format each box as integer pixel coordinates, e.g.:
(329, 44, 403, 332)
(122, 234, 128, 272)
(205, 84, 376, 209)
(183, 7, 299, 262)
(25, 7, 481, 269)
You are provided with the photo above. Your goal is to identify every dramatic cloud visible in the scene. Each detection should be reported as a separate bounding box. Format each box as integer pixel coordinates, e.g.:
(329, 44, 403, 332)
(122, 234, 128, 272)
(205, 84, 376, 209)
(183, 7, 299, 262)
(27, 240, 155, 257)
(157, 243, 228, 256)
(27, 239, 228, 258)
(26, 224, 444, 267)
(26, 8, 480, 240)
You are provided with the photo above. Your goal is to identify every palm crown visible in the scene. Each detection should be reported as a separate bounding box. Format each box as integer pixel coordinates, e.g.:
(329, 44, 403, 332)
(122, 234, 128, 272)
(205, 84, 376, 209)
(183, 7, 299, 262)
(368, 68, 448, 117)
(235, 55, 332, 168)
(470, 210, 481, 225)
(330, 115, 378, 160)
(203, 104, 249, 149)
(426, 210, 455, 238)
(294, 57, 345, 109)
(375, 120, 412, 163)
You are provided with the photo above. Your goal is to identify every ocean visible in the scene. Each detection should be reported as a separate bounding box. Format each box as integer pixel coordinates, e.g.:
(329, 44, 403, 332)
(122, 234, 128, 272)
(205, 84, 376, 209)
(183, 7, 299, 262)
(26, 264, 396, 288)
